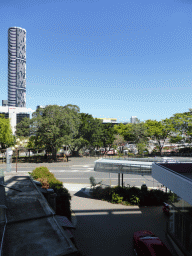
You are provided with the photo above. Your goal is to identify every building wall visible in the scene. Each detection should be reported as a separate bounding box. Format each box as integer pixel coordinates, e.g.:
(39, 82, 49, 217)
(152, 163, 192, 255)
(130, 116, 137, 124)
(0, 106, 30, 135)
(8, 27, 26, 107)
(152, 163, 192, 206)
(96, 118, 117, 123)
(167, 196, 192, 256)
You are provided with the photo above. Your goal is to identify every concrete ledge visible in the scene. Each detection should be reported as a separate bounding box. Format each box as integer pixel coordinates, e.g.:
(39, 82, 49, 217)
(2, 175, 78, 256)
(167, 233, 185, 256)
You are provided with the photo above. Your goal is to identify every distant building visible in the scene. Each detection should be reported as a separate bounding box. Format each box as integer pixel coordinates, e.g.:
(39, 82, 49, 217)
(2, 100, 8, 107)
(36, 105, 45, 110)
(0, 106, 30, 135)
(130, 116, 138, 124)
(96, 118, 117, 124)
(8, 27, 26, 107)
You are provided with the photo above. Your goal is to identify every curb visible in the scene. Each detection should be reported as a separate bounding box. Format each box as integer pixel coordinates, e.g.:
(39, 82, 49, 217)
(71, 210, 77, 228)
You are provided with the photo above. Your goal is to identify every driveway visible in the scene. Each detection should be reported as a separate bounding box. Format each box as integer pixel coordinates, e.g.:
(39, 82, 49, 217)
(70, 191, 178, 256)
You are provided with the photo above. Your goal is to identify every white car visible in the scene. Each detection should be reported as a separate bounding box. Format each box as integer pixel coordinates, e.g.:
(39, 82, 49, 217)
(162, 157, 180, 163)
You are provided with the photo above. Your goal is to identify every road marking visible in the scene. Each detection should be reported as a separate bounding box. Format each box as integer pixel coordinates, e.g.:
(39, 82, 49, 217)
(74, 212, 109, 216)
(112, 211, 141, 215)
(49, 170, 94, 172)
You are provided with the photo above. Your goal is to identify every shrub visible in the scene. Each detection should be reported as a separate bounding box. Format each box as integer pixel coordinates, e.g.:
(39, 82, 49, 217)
(111, 192, 123, 204)
(112, 186, 130, 201)
(29, 166, 54, 180)
(130, 195, 140, 205)
(89, 176, 96, 187)
(139, 189, 169, 206)
(128, 186, 140, 197)
(36, 177, 49, 189)
(121, 201, 132, 206)
(92, 185, 171, 207)
(91, 186, 104, 200)
(112, 186, 126, 197)
(29, 166, 71, 219)
(179, 147, 192, 153)
(168, 191, 179, 203)
(92, 186, 113, 201)
(89, 176, 102, 188)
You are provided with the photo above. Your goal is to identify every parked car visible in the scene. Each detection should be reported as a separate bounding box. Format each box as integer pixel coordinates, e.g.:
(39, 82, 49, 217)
(162, 202, 170, 215)
(133, 230, 172, 256)
(162, 157, 180, 163)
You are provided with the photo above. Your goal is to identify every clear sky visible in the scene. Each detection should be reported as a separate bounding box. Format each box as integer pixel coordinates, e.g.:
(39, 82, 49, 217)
(0, 0, 192, 123)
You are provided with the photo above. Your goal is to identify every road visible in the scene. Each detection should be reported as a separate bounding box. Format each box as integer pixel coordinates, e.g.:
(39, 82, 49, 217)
(0, 157, 167, 189)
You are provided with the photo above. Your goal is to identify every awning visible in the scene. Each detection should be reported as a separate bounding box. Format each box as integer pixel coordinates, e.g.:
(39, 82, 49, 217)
(55, 215, 76, 229)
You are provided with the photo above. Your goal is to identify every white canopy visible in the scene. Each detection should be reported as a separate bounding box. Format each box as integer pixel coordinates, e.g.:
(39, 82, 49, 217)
(94, 158, 153, 175)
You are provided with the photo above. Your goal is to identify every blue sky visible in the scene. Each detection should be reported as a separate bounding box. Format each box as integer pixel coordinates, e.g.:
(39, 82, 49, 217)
(1, 0, 192, 123)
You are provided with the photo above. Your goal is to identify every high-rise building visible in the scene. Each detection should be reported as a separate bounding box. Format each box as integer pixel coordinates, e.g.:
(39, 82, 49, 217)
(130, 116, 138, 124)
(2, 100, 8, 107)
(0, 27, 31, 135)
(8, 27, 26, 107)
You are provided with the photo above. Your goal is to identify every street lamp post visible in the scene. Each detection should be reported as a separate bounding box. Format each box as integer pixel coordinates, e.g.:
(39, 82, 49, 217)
(12, 143, 21, 173)
(15, 145, 18, 173)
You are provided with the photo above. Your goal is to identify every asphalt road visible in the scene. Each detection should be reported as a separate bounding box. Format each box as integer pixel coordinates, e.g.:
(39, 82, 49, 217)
(2, 156, 192, 190)
(0, 156, 181, 188)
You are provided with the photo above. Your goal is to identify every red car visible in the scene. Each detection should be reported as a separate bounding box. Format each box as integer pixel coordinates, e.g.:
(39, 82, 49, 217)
(133, 230, 172, 256)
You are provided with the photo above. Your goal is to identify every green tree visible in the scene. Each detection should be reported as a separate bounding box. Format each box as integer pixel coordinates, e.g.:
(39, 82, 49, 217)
(145, 118, 175, 156)
(170, 110, 192, 147)
(101, 123, 115, 150)
(131, 121, 148, 144)
(114, 123, 135, 141)
(16, 117, 31, 137)
(37, 104, 80, 160)
(69, 114, 103, 156)
(0, 115, 15, 149)
(113, 134, 125, 148)
(18, 104, 81, 161)
(137, 143, 147, 155)
(129, 121, 149, 155)
(114, 121, 148, 154)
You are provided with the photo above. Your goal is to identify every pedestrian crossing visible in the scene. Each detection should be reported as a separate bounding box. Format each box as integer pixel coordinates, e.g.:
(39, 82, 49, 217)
(49, 165, 95, 173)
(49, 169, 94, 173)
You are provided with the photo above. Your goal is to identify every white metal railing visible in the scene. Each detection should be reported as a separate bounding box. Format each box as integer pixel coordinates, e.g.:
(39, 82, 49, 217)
(94, 161, 152, 175)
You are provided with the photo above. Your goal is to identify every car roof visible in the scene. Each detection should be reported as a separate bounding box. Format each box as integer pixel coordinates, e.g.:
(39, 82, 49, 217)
(139, 237, 172, 256)
(134, 230, 154, 237)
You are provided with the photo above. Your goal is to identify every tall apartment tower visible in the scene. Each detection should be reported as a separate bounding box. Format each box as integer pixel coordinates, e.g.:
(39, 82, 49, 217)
(8, 27, 26, 107)
(130, 116, 138, 124)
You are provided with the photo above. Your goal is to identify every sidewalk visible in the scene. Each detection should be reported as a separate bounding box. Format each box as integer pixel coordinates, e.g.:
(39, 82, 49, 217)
(67, 185, 178, 256)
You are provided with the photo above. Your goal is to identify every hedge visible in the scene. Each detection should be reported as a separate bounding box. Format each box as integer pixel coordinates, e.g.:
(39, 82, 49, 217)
(29, 166, 71, 220)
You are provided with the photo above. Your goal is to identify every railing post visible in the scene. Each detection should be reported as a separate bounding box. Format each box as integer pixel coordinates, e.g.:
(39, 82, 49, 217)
(118, 173, 120, 186)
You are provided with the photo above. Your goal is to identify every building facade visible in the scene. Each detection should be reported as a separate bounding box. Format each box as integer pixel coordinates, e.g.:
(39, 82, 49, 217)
(152, 162, 192, 256)
(96, 118, 117, 124)
(0, 106, 30, 135)
(8, 27, 26, 107)
(130, 116, 138, 124)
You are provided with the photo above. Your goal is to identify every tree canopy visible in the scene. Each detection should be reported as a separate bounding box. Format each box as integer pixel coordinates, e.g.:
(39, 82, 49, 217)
(100, 123, 115, 149)
(68, 113, 104, 155)
(169, 110, 192, 146)
(145, 118, 175, 155)
(16, 104, 81, 160)
(0, 115, 15, 149)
